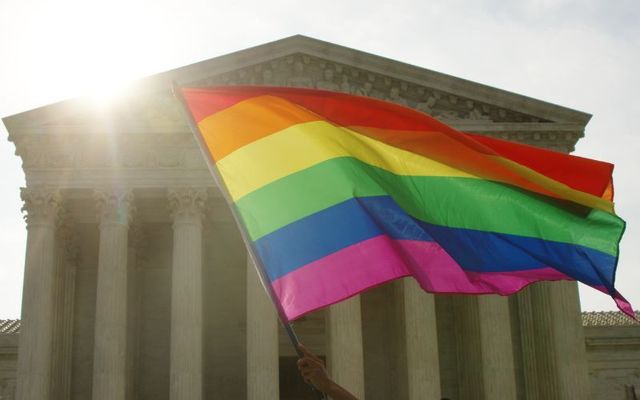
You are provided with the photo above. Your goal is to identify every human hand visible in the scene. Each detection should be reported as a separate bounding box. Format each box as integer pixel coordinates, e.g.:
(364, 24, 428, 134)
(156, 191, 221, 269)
(296, 344, 332, 393)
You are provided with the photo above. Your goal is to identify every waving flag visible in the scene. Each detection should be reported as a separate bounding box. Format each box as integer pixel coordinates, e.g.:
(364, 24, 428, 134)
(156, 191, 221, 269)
(179, 86, 631, 321)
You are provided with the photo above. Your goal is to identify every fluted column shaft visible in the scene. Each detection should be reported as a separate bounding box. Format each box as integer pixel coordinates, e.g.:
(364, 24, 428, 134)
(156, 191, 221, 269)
(455, 295, 517, 399)
(516, 288, 541, 399)
(52, 215, 78, 400)
(92, 190, 134, 400)
(327, 296, 365, 399)
(519, 282, 590, 399)
(549, 282, 591, 399)
(535, 284, 560, 400)
(15, 187, 61, 400)
(477, 295, 517, 399)
(169, 188, 207, 400)
(453, 297, 484, 399)
(402, 279, 441, 399)
(246, 256, 279, 399)
(127, 224, 143, 400)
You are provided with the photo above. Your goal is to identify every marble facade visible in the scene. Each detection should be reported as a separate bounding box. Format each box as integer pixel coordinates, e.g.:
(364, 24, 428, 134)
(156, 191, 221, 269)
(2, 35, 630, 399)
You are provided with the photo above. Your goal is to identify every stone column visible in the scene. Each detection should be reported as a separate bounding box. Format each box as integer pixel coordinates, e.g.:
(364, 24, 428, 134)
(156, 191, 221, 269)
(327, 296, 365, 399)
(400, 279, 441, 400)
(454, 295, 516, 399)
(453, 297, 484, 399)
(477, 295, 517, 399)
(246, 256, 279, 400)
(519, 282, 591, 399)
(51, 213, 78, 400)
(168, 187, 207, 400)
(517, 287, 544, 399)
(548, 282, 591, 399)
(15, 187, 61, 400)
(127, 223, 144, 400)
(92, 189, 135, 400)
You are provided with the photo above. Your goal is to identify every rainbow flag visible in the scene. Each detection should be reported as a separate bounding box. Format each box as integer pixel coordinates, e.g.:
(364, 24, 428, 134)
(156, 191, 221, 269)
(180, 86, 631, 321)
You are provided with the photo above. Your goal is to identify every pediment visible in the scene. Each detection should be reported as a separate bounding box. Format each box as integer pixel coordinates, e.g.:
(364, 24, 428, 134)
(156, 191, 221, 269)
(5, 35, 592, 174)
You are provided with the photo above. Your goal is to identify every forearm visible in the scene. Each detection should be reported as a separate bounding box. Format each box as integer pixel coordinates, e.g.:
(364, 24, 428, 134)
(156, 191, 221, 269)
(323, 381, 359, 400)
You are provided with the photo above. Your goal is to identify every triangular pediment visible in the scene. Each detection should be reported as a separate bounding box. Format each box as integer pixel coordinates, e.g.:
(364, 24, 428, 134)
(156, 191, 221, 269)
(4, 35, 591, 153)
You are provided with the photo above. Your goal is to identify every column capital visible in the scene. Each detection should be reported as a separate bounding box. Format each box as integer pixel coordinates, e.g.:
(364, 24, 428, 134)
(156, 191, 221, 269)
(21, 186, 62, 228)
(94, 189, 135, 227)
(168, 187, 208, 224)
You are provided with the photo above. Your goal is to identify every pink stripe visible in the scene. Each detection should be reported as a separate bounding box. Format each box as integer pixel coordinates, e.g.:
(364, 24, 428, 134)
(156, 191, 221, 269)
(397, 240, 572, 294)
(271, 236, 411, 320)
(272, 237, 586, 321)
(592, 285, 636, 319)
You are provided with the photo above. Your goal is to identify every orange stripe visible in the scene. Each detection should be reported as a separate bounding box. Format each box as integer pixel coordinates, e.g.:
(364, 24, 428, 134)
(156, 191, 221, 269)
(198, 96, 320, 161)
(602, 180, 614, 202)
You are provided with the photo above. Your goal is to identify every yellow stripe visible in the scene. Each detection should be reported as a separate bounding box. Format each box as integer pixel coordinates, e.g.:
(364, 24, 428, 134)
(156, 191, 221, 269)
(217, 120, 477, 201)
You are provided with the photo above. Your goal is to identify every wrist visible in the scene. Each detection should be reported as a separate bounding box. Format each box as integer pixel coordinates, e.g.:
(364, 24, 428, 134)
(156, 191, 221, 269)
(323, 381, 340, 394)
(313, 379, 333, 394)
(323, 381, 359, 400)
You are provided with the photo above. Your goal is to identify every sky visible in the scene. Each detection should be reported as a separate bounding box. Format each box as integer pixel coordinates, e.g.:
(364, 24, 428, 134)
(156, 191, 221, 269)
(0, 0, 638, 318)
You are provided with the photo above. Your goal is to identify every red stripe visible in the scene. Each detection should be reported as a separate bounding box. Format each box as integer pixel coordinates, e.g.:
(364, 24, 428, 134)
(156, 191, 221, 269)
(182, 86, 464, 134)
(469, 133, 615, 199)
(181, 86, 613, 201)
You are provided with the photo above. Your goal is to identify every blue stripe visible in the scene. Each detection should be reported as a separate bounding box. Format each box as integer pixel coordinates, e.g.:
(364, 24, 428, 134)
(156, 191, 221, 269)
(254, 196, 615, 289)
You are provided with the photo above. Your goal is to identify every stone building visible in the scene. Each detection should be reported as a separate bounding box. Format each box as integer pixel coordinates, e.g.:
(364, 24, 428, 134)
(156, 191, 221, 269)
(582, 312, 640, 399)
(1, 313, 638, 399)
(2, 35, 638, 399)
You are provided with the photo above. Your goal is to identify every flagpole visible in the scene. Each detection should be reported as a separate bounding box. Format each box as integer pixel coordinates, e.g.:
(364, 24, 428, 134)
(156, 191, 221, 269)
(172, 82, 326, 399)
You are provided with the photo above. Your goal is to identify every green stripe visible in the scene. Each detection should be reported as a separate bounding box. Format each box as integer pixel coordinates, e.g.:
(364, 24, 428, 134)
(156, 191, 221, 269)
(235, 157, 623, 255)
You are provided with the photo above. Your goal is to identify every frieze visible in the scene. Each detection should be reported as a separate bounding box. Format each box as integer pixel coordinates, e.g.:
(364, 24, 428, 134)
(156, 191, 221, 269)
(12, 132, 209, 170)
(11, 124, 582, 173)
